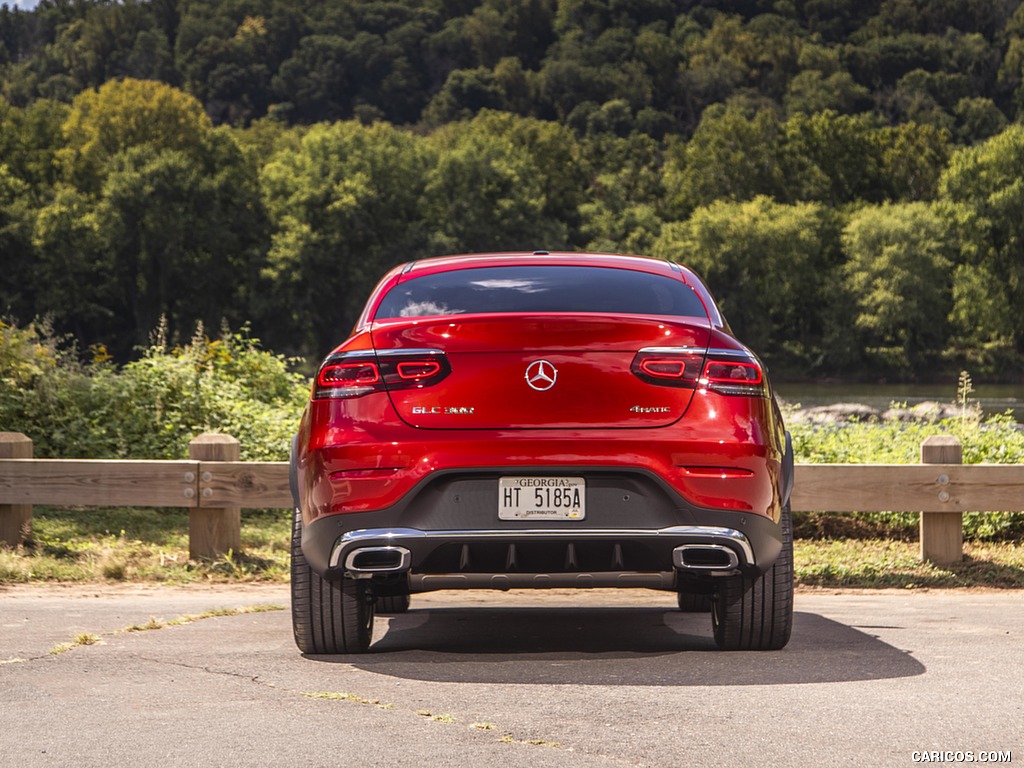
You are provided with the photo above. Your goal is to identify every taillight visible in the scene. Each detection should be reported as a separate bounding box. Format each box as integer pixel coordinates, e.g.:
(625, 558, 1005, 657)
(631, 349, 704, 388)
(632, 347, 766, 397)
(702, 360, 763, 393)
(316, 355, 381, 399)
(315, 349, 450, 399)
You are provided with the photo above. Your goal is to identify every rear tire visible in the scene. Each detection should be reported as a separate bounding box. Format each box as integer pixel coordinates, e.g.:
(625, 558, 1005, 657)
(376, 594, 411, 614)
(291, 507, 374, 654)
(711, 503, 793, 650)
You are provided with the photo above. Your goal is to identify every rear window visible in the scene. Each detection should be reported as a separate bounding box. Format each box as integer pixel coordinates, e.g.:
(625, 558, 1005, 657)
(375, 265, 708, 319)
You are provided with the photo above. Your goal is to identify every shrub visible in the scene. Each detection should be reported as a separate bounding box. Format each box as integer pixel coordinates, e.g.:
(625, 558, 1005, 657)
(0, 319, 308, 460)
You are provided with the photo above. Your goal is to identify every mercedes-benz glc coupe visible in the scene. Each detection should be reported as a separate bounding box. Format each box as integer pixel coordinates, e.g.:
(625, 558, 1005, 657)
(290, 252, 794, 653)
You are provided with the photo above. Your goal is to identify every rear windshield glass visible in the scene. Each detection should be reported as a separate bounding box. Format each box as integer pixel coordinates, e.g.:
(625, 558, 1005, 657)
(375, 265, 707, 319)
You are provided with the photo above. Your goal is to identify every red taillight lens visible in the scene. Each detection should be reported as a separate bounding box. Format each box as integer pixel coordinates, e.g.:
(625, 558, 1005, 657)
(702, 361, 762, 386)
(315, 358, 382, 399)
(699, 355, 765, 396)
(631, 350, 703, 388)
(318, 362, 380, 386)
(314, 350, 450, 399)
(632, 348, 766, 397)
(396, 360, 442, 380)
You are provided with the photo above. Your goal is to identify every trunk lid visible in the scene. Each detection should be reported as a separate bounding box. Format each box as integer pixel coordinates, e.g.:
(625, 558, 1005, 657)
(371, 314, 711, 429)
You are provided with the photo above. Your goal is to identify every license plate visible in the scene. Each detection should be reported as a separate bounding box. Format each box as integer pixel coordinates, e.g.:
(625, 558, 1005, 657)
(498, 476, 585, 520)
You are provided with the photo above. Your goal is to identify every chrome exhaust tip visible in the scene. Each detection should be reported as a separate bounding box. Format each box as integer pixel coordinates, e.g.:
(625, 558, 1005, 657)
(672, 544, 740, 572)
(344, 546, 412, 574)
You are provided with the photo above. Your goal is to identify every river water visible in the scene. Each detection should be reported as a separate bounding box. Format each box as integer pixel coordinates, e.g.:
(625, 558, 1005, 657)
(774, 382, 1024, 422)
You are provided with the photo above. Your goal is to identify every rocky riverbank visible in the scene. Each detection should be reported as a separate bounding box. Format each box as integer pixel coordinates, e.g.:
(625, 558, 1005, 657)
(781, 400, 986, 425)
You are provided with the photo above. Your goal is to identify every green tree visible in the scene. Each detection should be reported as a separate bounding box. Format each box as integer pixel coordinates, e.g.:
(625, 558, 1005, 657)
(945, 261, 1015, 372)
(842, 202, 953, 373)
(422, 114, 574, 254)
(0, 97, 69, 195)
(91, 133, 266, 356)
(30, 184, 112, 346)
(939, 125, 1024, 355)
(31, 81, 264, 357)
(59, 78, 213, 192)
(421, 67, 507, 125)
(579, 131, 666, 253)
(0, 163, 36, 321)
(663, 103, 787, 217)
(876, 121, 951, 201)
(780, 110, 884, 205)
(260, 120, 431, 356)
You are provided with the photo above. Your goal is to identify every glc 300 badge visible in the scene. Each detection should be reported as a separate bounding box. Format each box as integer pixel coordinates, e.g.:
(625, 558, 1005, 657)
(525, 360, 558, 391)
(412, 406, 475, 414)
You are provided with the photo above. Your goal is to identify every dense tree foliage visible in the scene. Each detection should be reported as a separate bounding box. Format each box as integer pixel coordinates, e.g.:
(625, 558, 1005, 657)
(2, 1, 1024, 379)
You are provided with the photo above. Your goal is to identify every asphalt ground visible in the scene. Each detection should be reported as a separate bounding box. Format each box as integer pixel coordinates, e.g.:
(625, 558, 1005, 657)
(1, 585, 1021, 768)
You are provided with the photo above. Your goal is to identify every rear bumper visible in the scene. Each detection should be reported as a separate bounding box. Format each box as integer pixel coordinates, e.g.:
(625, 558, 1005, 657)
(294, 411, 791, 589)
(300, 492, 784, 590)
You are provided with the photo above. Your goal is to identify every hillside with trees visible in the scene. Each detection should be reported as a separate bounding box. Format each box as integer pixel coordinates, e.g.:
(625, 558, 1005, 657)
(3, 0, 1024, 379)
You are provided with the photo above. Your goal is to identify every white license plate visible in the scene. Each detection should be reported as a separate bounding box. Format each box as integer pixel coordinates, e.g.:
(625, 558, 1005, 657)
(498, 476, 585, 520)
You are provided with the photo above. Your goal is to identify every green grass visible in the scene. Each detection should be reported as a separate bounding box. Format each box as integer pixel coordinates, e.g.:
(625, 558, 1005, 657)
(0, 506, 289, 584)
(795, 539, 1024, 588)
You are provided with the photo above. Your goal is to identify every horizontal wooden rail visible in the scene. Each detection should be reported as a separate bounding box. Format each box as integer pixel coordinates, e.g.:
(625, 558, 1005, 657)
(195, 461, 291, 508)
(0, 459, 199, 507)
(0, 458, 291, 509)
(2, 432, 1022, 564)
(5, 461, 1018, 513)
(790, 464, 1024, 513)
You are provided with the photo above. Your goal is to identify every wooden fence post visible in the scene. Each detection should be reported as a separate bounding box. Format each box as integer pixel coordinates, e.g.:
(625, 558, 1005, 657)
(188, 433, 241, 560)
(0, 432, 33, 547)
(920, 435, 963, 564)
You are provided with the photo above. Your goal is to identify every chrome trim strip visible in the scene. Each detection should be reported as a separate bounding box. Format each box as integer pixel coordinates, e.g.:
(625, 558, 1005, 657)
(323, 348, 446, 364)
(323, 349, 377, 362)
(705, 347, 757, 359)
(375, 348, 446, 358)
(329, 525, 755, 568)
(410, 572, 677, 591)
(637, 346, 707, 355)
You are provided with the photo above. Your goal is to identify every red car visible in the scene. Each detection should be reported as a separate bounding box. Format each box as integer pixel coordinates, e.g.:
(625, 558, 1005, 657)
(290, 252, 794, 653)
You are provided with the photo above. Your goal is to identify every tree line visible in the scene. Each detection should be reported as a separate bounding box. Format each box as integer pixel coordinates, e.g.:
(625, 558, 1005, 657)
(2, 1, 1024, 378)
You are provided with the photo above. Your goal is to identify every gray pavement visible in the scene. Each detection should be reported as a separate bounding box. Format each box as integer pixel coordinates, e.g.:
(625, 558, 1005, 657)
(0, 585, 1021, 767)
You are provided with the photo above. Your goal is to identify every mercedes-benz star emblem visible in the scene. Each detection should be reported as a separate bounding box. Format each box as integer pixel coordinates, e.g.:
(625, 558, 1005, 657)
(525, 360, 558, 391)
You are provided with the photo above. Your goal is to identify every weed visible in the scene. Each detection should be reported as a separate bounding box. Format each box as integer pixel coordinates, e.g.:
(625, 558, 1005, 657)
(498, 734, 563, 749)
(303, 691, 393, 709)
(50, 632, 101, 655)
(123, 616, 165, 632)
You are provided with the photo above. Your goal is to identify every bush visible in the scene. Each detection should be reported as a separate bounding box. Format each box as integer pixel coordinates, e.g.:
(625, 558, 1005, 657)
(0, 319, 308, 460)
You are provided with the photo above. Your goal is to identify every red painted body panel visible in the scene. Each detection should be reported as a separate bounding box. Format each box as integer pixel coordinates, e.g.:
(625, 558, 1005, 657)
(297, 382, 783, 521)
(300, 252, 786, 540)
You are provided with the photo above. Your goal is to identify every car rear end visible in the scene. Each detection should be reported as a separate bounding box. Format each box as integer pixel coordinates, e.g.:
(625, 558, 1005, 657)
(291, 253, 794, 653)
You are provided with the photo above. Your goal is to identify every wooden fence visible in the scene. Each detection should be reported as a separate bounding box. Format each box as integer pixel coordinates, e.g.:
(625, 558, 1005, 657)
(2, 432, 1022, 565)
